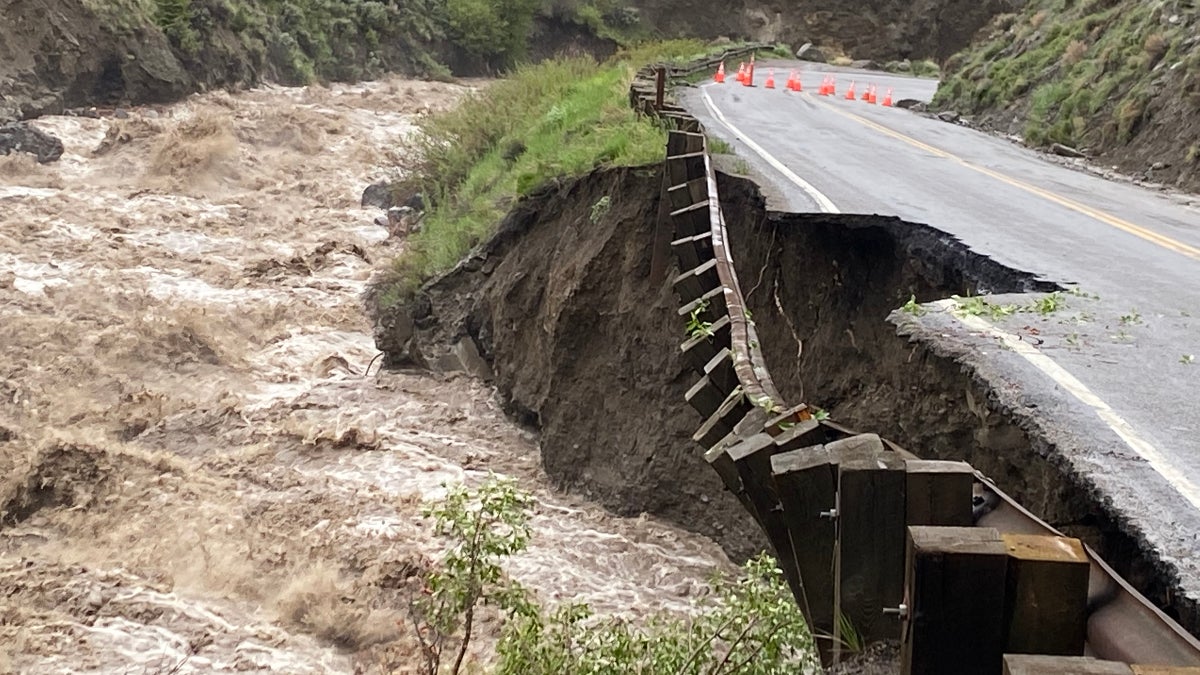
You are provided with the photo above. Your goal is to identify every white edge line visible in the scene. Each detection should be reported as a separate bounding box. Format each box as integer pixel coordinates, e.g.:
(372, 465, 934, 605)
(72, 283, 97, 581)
(698, 84, 840, 214)
(929, 298, 1200, 511)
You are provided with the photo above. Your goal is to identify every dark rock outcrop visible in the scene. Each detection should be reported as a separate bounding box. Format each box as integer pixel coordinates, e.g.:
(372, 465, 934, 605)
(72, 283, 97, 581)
(0, 122, 64, 163)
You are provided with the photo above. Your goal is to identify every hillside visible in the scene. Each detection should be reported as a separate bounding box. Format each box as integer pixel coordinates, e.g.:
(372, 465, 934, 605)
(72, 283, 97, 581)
(1, 0, 1021, 121)
(934, 0, 1200, 191)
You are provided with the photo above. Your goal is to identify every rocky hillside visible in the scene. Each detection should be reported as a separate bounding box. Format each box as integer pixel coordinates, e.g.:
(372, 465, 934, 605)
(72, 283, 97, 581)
(629, 0, 1023, 62)
(934, 0, 1200, 191)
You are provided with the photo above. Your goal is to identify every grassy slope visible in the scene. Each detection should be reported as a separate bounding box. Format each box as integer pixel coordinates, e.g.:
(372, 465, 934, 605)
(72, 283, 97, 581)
(934, 0, 1200, 188)
(372, 40, 725, 308)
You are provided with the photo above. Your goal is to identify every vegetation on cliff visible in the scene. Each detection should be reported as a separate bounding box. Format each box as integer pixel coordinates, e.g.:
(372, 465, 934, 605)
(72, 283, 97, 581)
(934, 0, 1199, 189)
(372, 40, 714, 308)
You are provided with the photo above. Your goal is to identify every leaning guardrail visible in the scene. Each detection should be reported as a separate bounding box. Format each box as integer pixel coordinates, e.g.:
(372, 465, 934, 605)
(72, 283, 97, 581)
(630, 55, 1200, 672)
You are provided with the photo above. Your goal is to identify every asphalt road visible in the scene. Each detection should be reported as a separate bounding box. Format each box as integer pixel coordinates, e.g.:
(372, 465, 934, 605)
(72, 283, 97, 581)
(681, 60, 1200, 601)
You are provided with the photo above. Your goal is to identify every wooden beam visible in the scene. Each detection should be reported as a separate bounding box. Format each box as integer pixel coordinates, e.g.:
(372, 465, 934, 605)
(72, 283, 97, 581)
(905, 460, 975, 527)
(771, 444, 838, 661)
(902, 526, 1007, 675)
(1003, 655, 1132, 674)
(836, 439, 907, 644)
(1002, 534, 1090, 656)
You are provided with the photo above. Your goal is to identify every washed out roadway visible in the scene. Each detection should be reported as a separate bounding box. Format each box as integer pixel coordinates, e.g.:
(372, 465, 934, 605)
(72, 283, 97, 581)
(680, 60, 1200, 614)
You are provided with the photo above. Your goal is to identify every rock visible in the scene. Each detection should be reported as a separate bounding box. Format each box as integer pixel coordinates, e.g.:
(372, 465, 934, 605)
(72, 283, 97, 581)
(795, 43, 827, 63)
(1050, 143, 1085, 158)
(1151, 161, 1169, 171)
(895, 98, 924, 111)
(0, 122, 64, 163)
(851, 59, 881, 70)
(404, 192, 425, 211)
(896, 58, 913, 72)
(114, 108, 129, 119)
(936, 110, 960, 124)
(361, 180, 393, 209)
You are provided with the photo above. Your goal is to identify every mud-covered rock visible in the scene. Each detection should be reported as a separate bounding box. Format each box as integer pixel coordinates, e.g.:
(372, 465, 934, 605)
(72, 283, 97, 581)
(0, 122, 64, 163)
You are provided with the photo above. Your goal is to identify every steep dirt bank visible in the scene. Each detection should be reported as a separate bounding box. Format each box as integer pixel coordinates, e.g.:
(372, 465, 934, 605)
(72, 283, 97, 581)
(373, 166, 766, 561)
(934, 0, 1200, 192)
(629, 0, 1023, 61)
(0, 77, 735, 673)
(717, 173, 1200, 631)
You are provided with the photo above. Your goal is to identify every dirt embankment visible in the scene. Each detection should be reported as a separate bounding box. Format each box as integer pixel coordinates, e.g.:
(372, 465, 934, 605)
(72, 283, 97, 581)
(934, 1, 1200, 191)
(374, 166, 766, 561)
(628, 0, 1023, 61)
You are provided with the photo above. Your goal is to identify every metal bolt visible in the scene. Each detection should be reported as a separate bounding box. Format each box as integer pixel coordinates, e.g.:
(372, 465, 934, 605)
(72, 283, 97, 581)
(819, 508, 839, 519)
(883, 603, 909, 619)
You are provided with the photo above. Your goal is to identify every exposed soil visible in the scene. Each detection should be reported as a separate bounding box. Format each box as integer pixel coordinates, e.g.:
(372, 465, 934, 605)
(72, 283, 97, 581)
(374, 166, 767, 562)
(0, 78, 735, 673)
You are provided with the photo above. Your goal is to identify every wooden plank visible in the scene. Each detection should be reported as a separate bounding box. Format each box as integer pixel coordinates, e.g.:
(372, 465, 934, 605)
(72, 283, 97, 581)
(667, 177, 708, 211)
(666, 131, 705, 156)
(680, 314, 731, 372)
(666, 152, 705, 184)
(1002, 534, 1090, 656)
(837, 441, 907, 643)
(771, 444, 838, 659)
(702, 348, 739, 397)
(773, 419, 828, 452)
(692, 388, 752, 449)
(902, 526, 1007, 675)
(670, 231, 714, 272)
(1003, 655, 1133, 674)
(670, 204, 712, 238)
(671, 257, 720, 305)
(705, 445, 757, 520)
(677, 286, 724, 324)
(763, 403, 812, 435)
(905, 460, 975, 527)
(729, 433, 803, 601)
(685, 375, 724, 420)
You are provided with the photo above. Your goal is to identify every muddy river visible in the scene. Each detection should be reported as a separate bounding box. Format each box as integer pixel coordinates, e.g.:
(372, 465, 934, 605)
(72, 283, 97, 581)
(0, 77, 733, 673)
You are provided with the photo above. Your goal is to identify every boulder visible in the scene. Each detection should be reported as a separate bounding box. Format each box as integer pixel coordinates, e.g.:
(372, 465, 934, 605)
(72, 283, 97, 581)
(0, 122, 64, 163)
(1050, 143, 1086, 159)
(796, 43, 827, 63)
(936, 110, 961, 124)
(361, 180, 393, 209)
(850, 60, 881, 71)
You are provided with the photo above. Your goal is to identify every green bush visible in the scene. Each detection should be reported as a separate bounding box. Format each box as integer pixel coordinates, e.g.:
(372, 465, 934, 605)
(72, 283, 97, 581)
(415, 476, 818, 675)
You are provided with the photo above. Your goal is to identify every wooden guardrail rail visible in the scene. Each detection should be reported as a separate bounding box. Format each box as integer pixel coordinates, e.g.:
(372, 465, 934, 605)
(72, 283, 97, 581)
(628, 52, 1200, 673)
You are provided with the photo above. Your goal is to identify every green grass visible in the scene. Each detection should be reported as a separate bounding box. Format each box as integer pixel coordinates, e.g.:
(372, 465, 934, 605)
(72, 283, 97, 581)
(934, 0, 1186, 151)
(375, 43, 707, 308)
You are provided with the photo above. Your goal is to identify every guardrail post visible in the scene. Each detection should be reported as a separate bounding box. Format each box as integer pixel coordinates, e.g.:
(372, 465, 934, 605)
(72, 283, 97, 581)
(905, 460, 975, 526)
(771, 443, 838, 661)
(902, 526, 1008, 675)
(833, 435, 907, 647)
(1002, 534, 1090, 656)
(655, 66, 666, 111)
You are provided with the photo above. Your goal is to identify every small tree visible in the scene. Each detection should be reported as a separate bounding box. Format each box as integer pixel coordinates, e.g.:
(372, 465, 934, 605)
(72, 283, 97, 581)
(411, 475, 535, 675)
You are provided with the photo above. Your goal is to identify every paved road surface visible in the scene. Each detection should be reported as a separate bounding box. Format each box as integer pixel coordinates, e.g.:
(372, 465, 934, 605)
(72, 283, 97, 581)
(681, 60, 1200, 601)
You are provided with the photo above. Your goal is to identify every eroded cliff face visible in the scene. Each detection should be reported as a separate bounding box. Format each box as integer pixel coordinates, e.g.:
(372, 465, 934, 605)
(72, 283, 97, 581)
(628, 0, 1024, 61)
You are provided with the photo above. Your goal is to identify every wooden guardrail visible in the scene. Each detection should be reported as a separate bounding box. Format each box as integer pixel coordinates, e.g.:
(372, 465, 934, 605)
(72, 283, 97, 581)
(629, 53, 1200, 673)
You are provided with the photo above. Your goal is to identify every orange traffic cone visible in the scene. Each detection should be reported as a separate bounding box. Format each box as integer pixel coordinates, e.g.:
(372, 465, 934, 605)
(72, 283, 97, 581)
(787, 70, 801, 92)
(715, 61, 726, 84)
(882, 87, 893, 107)
(736, 63, 745, 83)
(867, 85, 878, 104)
(828, 77, 837, 96)
(765, 69, 776, 89)
(845, 81, 856, 100)
(745, 56, 755, 87)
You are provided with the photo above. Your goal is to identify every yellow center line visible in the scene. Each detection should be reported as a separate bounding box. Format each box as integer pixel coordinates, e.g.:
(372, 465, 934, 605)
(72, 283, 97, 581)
(816, 100, 1200, 261)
